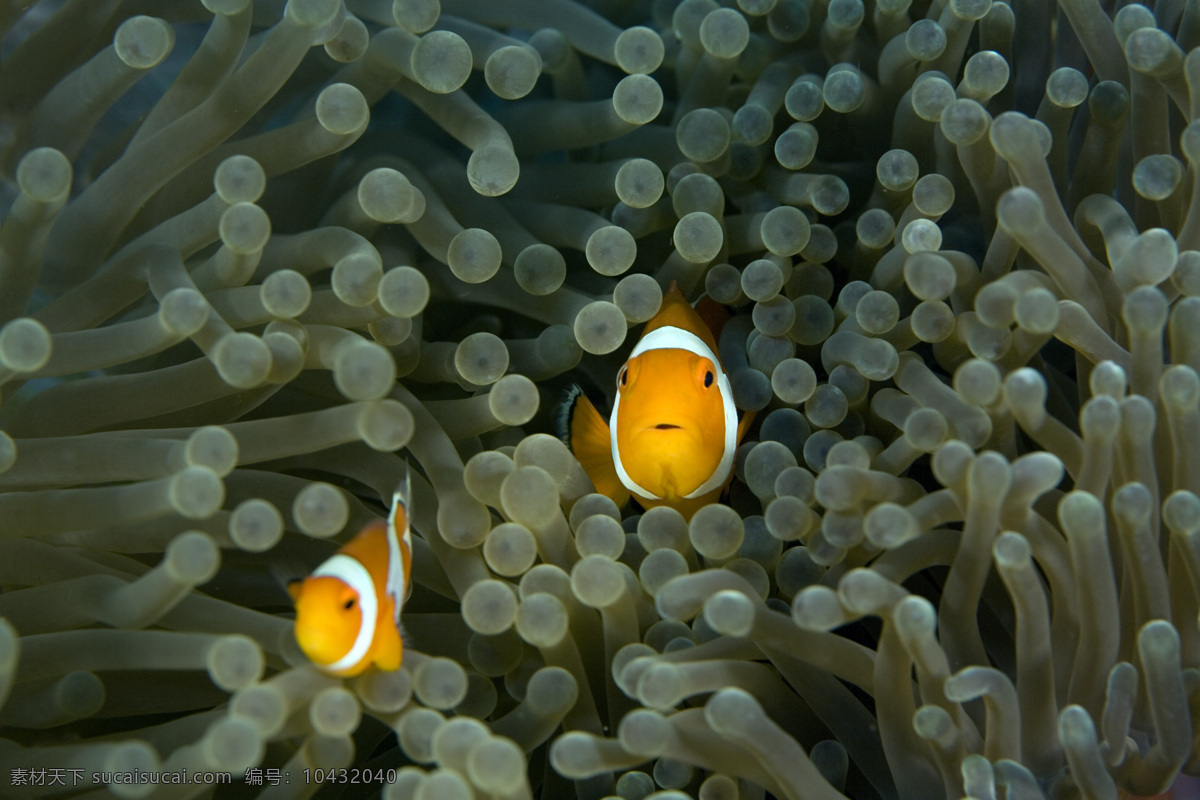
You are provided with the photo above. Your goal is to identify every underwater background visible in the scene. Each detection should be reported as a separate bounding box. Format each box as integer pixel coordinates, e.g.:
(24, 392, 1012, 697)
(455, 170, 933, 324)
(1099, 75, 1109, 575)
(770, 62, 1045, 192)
(2, 0, 1200, 798)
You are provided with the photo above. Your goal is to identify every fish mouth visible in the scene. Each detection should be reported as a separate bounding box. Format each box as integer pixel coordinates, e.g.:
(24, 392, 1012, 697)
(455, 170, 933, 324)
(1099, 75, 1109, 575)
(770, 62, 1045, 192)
(652, 423, 682, 430)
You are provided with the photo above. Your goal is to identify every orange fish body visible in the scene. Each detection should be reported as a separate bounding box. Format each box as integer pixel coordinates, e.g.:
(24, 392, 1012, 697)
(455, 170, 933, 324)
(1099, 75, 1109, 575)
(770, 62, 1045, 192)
(289, 488, 413, 676)
(566, 283, 752, 519)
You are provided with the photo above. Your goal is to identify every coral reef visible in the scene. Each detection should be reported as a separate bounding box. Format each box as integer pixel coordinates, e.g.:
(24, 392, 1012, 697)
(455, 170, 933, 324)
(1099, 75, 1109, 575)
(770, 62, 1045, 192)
(2, 0, 1200, 798)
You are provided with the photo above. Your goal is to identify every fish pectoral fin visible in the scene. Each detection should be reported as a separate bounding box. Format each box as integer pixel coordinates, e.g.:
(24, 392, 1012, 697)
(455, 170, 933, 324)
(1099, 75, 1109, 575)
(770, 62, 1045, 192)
(566, 389, 630, 508)
(374, 620, 403, 671)
(736, 409, 755, 443)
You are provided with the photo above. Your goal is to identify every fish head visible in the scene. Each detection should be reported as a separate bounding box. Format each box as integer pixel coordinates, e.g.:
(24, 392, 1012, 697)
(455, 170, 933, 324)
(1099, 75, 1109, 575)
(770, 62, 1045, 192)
(291, 574, 367, 674)
(614, 347, 728, 498)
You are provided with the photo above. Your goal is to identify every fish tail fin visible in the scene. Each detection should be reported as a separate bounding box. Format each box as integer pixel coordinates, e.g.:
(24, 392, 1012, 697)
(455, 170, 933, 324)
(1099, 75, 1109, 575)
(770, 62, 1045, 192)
(390, 466, 413, 553)
(393, 466, 412, 514)
(559, 384, 629, 508)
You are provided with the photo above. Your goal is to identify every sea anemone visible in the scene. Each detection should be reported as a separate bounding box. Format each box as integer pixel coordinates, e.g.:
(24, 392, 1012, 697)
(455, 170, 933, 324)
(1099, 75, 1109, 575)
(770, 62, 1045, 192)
(1, 1, 1198, 799)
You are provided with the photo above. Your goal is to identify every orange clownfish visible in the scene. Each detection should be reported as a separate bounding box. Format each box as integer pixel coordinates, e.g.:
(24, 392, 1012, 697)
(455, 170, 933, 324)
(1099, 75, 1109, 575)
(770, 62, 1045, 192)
(288, 485, 413, 676)
(563, 283, 752, 520)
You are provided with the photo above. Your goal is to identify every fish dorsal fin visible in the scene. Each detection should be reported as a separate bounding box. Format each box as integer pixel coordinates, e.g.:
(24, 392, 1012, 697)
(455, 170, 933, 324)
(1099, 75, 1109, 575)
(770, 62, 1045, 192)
(642, 283, 721, 356)
(693, 293, 731, 343)
(312, 554, 377, 673)
(384, 479, 412, 626)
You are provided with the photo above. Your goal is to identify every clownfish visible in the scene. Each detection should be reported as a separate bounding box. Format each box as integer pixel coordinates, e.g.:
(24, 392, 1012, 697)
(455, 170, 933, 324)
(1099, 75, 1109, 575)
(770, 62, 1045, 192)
(288, 483, 413, 676)
(562, 282, 752, 520)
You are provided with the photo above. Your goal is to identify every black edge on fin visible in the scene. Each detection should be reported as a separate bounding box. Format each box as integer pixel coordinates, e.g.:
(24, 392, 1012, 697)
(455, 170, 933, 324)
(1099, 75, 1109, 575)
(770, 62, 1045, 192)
(555, 383, 585, 445)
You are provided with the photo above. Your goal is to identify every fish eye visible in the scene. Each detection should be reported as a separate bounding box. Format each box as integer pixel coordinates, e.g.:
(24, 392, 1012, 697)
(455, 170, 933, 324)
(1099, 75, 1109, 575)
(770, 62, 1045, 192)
(704, 371, 714, 388)
(343, 598, 355, 610)
(618, 367, 627, 387)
